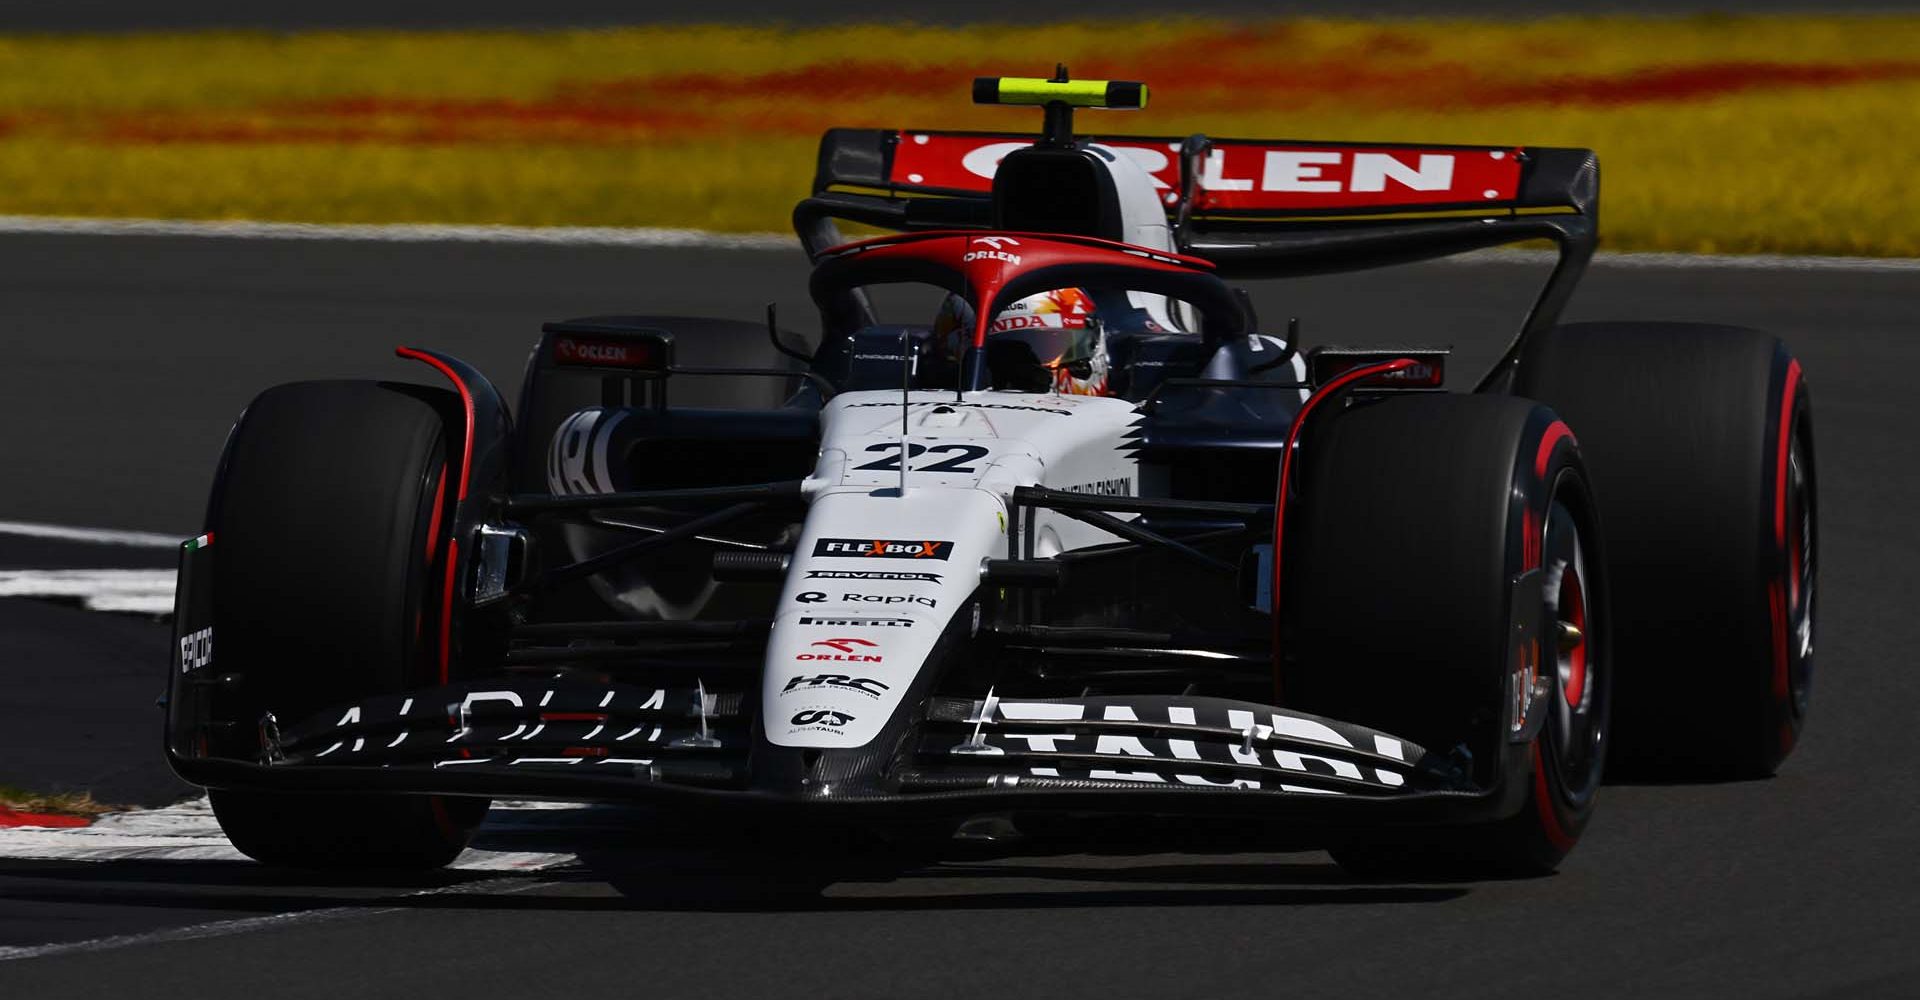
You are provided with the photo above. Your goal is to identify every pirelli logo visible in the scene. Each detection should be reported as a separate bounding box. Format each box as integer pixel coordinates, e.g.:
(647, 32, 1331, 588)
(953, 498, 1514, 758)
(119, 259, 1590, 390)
(812, 538, 953, 561)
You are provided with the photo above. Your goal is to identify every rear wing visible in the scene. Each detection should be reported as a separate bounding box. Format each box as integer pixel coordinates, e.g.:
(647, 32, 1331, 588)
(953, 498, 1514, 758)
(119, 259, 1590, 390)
(813, 128, 1594, 216)
(797, 128, 1598, 388)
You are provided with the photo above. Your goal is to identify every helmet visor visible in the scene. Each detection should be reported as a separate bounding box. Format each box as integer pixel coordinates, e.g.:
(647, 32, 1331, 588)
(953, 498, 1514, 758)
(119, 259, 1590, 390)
(987, 288, 1098, 369)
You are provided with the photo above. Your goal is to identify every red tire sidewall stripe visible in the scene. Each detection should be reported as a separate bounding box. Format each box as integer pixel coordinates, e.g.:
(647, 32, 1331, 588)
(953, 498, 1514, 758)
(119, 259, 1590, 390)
(1531, 741, 1575, 853)
(1270, 358, 1419, 696)
(1534, 419, 1575, 481)
(1768, 358, 1802, 735)
(1773, 359, 1802, 550)
(1529, 418, 1580, 850)
(396, 348, 476, 686)
(1525, 420, 1575, 572)
(395, 348, 476, 502)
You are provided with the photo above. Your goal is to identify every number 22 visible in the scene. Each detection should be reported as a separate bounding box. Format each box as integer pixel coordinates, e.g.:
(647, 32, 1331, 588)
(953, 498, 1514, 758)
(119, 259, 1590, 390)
(852, 442, 991, 474)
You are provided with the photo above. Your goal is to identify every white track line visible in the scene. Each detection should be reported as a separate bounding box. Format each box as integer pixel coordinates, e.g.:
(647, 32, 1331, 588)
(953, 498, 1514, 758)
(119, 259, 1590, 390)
(0, 797, 578, 869)
(0, 569, 175, 614)
(0, 874, 553, 963)
(0, 214, 793, 250)
(0, 520, 181, 549)
(1591, 250, 1920, 272)
(0, 907, 402, 962)
(4, 214, 1919, 271)
(0, 799, 579, 960)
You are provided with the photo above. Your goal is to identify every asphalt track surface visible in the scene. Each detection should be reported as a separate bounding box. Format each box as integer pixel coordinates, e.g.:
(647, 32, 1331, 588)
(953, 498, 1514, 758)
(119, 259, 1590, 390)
(7, 0, 1920, 32)
(1, 230, 1918, 995)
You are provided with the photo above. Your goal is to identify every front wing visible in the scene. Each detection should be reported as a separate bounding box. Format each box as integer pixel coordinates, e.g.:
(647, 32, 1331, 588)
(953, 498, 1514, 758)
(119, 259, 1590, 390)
(169, 673, 1521, 827)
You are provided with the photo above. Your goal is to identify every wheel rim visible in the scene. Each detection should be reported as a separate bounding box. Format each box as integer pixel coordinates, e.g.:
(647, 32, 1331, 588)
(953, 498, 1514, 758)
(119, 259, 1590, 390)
(1784, 431, 1815, 719)
(1558, 552, 1588, 711)
(1543, 494, 1605, 807)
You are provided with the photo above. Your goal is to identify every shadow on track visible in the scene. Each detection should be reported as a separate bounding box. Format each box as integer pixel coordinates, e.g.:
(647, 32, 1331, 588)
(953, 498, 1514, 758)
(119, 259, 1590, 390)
(0, 857, 509, 918)
(0, 849, 1467, 921)
(578, 854, 1472, 912)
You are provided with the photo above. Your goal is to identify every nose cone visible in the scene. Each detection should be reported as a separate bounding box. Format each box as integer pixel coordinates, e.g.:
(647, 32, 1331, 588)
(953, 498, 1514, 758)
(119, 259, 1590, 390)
(761, 488, 1005, 751)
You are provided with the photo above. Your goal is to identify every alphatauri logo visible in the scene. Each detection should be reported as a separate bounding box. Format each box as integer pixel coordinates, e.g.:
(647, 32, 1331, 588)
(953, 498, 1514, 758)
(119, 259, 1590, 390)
(790, 709, 854, 729)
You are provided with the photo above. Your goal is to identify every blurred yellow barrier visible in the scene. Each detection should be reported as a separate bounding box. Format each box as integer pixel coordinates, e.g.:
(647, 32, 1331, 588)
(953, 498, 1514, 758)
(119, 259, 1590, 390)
(0, 16, 1916, 255)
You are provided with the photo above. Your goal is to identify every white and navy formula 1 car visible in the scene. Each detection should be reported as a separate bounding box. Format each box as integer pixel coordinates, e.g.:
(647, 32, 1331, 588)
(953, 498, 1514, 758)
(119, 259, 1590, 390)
(166, 73, 1815, 878)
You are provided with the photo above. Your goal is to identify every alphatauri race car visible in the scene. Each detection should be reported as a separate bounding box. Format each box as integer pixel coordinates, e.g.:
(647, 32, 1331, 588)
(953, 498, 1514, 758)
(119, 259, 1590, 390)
(166, 73, 1815, 879)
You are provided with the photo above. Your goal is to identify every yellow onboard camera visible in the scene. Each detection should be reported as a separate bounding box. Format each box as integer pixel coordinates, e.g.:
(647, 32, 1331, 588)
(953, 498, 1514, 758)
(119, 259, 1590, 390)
(971, 75, 1149, 110)
(972, 66, 1147, 146)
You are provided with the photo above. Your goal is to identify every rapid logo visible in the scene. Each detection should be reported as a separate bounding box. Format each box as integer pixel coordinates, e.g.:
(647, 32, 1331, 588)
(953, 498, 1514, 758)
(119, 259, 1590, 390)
(797, 615, 914, 628)
(813, 538, 953, 560)
(796, 637, 883, 663)
(783, 674, 890, 698)
(806, 570, 943, 583)
(795, 591, 828, 603)
(841, 593, 936, 608)
(177, 626, 212, 673)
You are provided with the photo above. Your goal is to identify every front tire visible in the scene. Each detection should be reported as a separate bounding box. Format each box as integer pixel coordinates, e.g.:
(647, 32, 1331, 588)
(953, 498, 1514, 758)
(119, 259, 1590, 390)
(211, 791, 489, 870)
(1282, 394, 1609, 877)
(205, 380, 489, 869)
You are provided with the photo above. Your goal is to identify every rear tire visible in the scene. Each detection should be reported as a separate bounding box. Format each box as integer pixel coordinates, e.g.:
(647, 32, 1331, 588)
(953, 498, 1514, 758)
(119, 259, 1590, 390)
(1515, 323, 1813, 779)
(1282, 394, 1609, 877)
(205, 380, 489, 869)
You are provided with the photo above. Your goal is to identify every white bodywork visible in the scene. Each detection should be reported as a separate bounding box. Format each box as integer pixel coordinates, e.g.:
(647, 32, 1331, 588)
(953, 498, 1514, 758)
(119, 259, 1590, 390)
(556, 141, 1209, 750)
(1087, 142, 1193, 332)
(764, 388, 1142, 748)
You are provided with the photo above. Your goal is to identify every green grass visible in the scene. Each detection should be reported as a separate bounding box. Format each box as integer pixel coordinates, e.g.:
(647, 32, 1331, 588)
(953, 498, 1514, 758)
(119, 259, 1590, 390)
(0, 783, 114, 817)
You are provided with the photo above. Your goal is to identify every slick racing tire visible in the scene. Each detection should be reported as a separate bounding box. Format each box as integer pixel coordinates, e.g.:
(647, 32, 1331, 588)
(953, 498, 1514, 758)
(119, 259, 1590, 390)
(204, 380, 489, 869)
(1515, 323, 1814, 779)
(1282, 394, 1609, 877)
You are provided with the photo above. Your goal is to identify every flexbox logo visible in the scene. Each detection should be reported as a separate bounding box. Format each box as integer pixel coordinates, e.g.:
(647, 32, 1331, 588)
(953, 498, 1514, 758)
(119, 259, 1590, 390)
(813, 538, 953, 560)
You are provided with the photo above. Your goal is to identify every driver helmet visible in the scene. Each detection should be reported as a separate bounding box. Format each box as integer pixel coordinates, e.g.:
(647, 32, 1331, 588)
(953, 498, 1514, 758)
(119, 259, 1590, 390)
(934, 287, 1114, 396)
